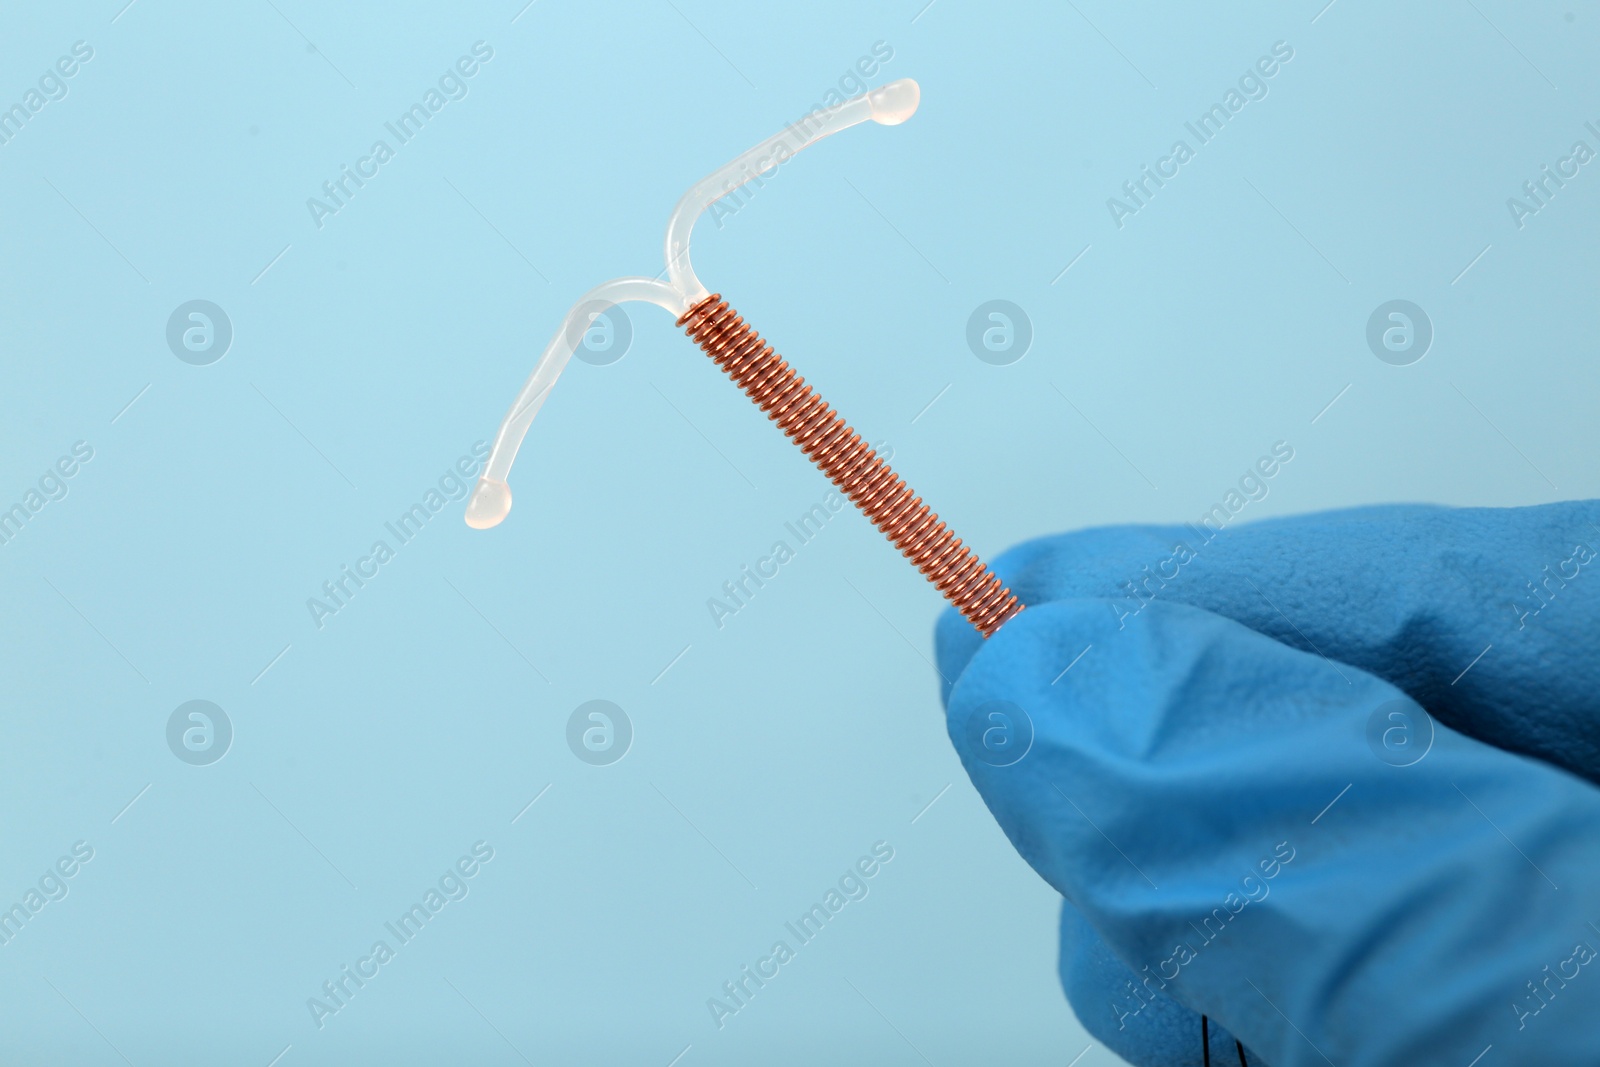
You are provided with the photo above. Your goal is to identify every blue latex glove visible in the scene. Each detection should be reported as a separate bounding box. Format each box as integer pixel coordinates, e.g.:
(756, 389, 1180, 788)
(935, 501, 1600, 1066)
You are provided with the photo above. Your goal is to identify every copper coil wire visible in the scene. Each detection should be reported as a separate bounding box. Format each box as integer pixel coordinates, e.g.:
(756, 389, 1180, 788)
(678, 295, 1023, 638)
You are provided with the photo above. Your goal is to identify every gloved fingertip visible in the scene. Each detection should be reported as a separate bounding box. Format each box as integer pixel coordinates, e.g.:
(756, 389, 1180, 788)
(934, 604, 984, 707)
(934, 538, 1058, 702)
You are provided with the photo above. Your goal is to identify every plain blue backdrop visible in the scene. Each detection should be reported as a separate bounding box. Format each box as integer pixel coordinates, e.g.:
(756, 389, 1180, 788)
(1, 1, 1596, 1064)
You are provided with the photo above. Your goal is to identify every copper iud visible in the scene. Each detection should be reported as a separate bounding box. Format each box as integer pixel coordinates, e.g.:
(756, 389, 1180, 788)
(465, 78, 1022, 637)
(677, 296, 1020, 635)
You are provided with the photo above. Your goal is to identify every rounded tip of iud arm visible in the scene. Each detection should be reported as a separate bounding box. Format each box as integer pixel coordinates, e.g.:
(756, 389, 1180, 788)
(868, 78, 920, 125)
(464, 478, 511, 530)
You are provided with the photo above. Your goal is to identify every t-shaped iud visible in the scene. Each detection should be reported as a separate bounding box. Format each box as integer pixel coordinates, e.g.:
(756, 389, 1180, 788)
(465, 78, 1022, 638)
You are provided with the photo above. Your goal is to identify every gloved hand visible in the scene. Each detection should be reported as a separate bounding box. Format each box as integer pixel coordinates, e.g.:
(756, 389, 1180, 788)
(935, 501, 1600, 1067)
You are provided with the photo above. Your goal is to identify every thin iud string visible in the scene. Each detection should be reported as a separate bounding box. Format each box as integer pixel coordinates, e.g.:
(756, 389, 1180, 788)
(1204, 1015, 1251, 1066)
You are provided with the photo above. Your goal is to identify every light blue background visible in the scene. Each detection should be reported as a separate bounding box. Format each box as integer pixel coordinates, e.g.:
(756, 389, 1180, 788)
(1, 1, 1596, 1064)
